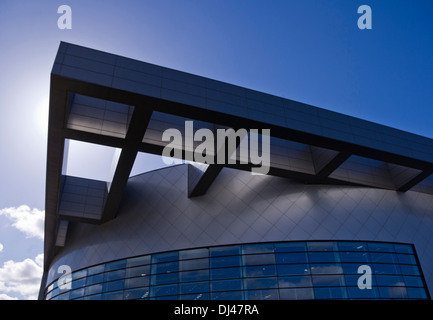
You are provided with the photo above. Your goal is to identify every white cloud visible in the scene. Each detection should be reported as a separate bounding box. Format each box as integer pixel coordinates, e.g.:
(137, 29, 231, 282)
(0, 254, 44, 300)
(0, 205, 44, 240)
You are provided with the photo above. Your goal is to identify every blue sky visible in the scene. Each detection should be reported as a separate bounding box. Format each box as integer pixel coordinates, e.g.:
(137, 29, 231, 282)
(0, 0, 432, 299)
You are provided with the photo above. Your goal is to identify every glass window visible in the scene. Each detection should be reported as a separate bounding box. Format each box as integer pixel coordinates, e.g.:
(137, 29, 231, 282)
(210, 267, 241, 280)
(85, 284, 103, 296)
(367, 242, 394, 253)
(211, 255, 241, 268)
(105, 259, 126, 271)
(211, 291, 244, 300)
(242, 243, 274, 254)
(378, 286, 408, 299)
(104, 269, 125, 282)
(307, 242, 337, 252)
(126, 255, 150, 268)
(310, 263, 343, 275)
(102, 291, 124, 300)
(243, 253, 275, 266)
(279, 287, 314, 300)
(71, 278, 86, 290)
(407, 287, 428, 299)
(69, 288, 85, 300)
(394, 244, 413, 254)
(245, 289, 279, 300)
(86, 273, 104, 285)
(244, 277, 277, 290)
(87, 264, 105, 276)
(375, 275, 404, 287)
(244, 265, 276, 278)
(179, 248, 209, 260)
(275, 242, 307, 253)
(399, 264, 420, 276)
(275, 252, 308, 264)
(103, 279, 124, 292)
(151, 261, 178, 275)
(151, 272, 179, 286)
(181, 293, 210, 300)
(124, 287, 150, 300)
(308, 251, 340, 263)
(179, 258, 209, 271)
(370, 252, 397, 263)
(180, 281, 209, 295)
(339, 251, 369, 263)
(211, 279, 243, 292)
(373, 263, 400, 275)
(124, 276, 149, 289)
(210, 245, 241, 257)
(314, 286, 347, 299)
(346, 286, 379, 299)
(72, 269, 87, 280)
(278, 275, 312, 288)
(396, 254, 416, 265)
(151, 284, 178, 297)
(126, 265, 150, 278)
(338, 242, 367, 252)
(152, 251, 179, 264)
(180, 269, 209, 282)
(312, 274, 345, 287)
(403, 275, 424, 287)
(277, 263, 309, 276)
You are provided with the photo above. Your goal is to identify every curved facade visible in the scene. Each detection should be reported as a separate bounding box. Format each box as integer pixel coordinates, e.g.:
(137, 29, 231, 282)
(41, 43, 433, 300)
(43, 165, 433, 299)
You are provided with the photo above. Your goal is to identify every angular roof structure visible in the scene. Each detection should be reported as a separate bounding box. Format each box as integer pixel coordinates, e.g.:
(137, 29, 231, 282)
(44, 42, 433, 275)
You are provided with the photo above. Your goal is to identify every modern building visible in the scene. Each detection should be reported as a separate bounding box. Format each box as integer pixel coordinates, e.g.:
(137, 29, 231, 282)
(39, 42, 433, 300)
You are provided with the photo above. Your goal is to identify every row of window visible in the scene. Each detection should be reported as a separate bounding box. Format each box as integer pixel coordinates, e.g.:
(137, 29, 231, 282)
(45, 241, 429, 300)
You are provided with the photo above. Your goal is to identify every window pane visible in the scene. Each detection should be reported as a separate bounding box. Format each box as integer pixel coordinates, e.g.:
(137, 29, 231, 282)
(275, 252, 308, 264)
(102, 291, 124, 300)
(346, 286, 379, 299)
(85, 284, 103, 296)
(338, 242, 367, 252)
(277, 263, 310, 276)
(278, 275, 312, 288)
(211, 291, 243, 300)
(396, 254, 416, 265)
(245, 289, 279, 300)
(308, 252, 340, 263)
(210, 267, 241, 280)
(180, 269, 209, 282)
(211, 279, 243, 292)
(151, 272, 179, 285)
(179, 248, 209, 260)
(243, 253, 275, 265)
(181, 293, 210, 300)
(211, 255, 241, 268)
(210, 245, 240, 257)
(399, 264, 420, 276)
(370, 252, 397, 263)
(242, 243, 274, 254)
(126, 255, 150, 268)
(244, 265, 276, 277)
(180, 281, 209, 295)
(373, 263, 400, 275)
(126, 265, 150, 278)
(152, 251, 179, 264)
(307, 242, 337, 252)
(314, 287, 347, 299)
(105, 260, 126, 271)
(104, 269, 125, 281)
(367, 242, 394, 253)
(151, 261, 178, 275)
(378, 286, 408, 299)
(279, 288, 314, 300)
(86, 274, 104, 285)
(407, 287, 428, 299)
(151, 284, 178, 297)
(244, 277, 277, 290)
(87, 264, 104, 276)
(124, 276, 149, 289)
(403, 275, 424, 287)
(124, 287, 150, 300)
(312, 274, 345, 287)
(179, 258, 209, 271)
(275, 242, 307, 253)
(339, 251, 369, 263)
(103, 279, 124, 292)
(310, 263, 343, 275)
